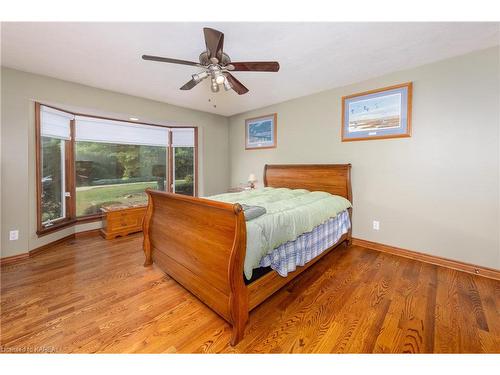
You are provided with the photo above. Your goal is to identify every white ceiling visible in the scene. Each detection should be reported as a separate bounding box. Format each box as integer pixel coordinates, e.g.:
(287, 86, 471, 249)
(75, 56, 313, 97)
(1, 22, 499, 116)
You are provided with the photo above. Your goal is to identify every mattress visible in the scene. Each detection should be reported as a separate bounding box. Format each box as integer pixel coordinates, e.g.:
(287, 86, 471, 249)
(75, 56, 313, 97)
(208, 187, 352, 279)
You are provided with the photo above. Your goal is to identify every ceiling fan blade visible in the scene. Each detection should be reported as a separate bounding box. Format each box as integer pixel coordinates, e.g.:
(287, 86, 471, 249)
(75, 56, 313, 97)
(223, 73, 249, 95)
(228, 61, 280, 72)
(203, 28, 224, 61)
(142, 55, 201, 67)
(180, 78, 201, 90)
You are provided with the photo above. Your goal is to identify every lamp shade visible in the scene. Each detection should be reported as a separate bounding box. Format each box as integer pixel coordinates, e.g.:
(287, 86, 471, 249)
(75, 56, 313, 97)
(248, 173, 257, 183)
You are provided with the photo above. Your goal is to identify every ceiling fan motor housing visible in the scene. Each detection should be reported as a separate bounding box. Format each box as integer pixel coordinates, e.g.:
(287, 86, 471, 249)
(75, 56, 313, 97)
(199, 51, 231, 66)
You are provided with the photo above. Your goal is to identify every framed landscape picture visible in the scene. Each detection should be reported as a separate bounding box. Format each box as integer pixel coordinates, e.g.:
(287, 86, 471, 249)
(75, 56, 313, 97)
(342, 82, 412, 142)
(245, 113, 277, 150)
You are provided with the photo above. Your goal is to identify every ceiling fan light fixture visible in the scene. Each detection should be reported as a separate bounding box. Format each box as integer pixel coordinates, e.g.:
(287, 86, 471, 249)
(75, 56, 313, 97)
(210, 79, 219, 93)
(215, 73, 225, 85)
(192, 71, 209, 83)
(223, 78, 232, 91)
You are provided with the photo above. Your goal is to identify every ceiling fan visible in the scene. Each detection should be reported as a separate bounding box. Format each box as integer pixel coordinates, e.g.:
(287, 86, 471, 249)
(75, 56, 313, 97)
(142, 27, 280, 95)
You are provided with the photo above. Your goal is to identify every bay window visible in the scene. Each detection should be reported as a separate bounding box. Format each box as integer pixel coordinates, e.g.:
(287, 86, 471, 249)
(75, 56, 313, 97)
(36, 103, 197, 235)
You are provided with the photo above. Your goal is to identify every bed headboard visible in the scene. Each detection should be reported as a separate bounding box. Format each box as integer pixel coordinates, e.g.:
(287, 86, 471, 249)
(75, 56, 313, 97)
(263, 164, 352, 202)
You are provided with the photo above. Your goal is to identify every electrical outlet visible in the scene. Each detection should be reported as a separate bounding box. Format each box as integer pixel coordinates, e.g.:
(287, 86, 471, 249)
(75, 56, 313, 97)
(9, 230, 19, 241)
(372, 221, 380, 231)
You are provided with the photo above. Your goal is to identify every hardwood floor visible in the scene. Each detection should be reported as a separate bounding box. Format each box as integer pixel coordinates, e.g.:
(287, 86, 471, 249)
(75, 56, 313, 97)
(1, 234, 499, 353)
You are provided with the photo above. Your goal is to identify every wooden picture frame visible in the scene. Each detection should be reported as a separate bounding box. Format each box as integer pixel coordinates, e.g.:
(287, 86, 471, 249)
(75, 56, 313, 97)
(245, 113, 277, 150)
(341, 82, 412, 142)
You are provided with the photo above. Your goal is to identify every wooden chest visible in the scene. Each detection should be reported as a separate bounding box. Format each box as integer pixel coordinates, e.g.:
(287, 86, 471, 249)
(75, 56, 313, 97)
(100, 204, 147, 240)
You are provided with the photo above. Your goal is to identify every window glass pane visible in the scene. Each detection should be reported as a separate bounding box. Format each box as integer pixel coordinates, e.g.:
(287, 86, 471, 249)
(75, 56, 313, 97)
(41, 136, 65, 224)
(75, 142, 167, 216)
(173, 147, 194, 196)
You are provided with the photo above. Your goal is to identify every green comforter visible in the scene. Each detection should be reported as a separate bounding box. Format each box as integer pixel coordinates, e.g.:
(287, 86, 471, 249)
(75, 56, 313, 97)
(208, 187, 352, 279)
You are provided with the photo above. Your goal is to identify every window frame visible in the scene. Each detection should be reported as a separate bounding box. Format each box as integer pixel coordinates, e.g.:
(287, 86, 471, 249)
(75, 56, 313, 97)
(169, 128, 198, 196)
(35, 102, 198, 236)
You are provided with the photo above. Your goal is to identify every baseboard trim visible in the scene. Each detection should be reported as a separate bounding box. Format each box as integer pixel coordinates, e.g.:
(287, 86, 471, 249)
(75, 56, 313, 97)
(1, 229, 101, 267)
(0, 253, 30, 266)
(29, 234, 75, 257)
(75, 229, 101, 238)
(352, 238, 500, 281)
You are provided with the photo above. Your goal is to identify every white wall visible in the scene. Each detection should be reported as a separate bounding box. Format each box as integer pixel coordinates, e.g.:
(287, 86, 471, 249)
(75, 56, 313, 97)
(1, 67, 230, 257)
(228, 47, 500, 270)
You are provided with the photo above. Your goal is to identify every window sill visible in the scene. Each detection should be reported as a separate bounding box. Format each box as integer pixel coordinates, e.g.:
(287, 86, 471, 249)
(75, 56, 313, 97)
(37, 214, 103, 237)
(37, 219, 77, 237)
(76, 213, 103, 224)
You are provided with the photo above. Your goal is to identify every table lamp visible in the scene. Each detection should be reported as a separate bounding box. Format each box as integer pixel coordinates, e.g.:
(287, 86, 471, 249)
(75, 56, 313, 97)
(248, 173, 257, 189)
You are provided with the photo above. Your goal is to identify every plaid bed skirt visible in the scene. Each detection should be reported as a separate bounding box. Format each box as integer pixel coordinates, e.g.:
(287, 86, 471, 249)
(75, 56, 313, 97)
(259, 210, 351, 277)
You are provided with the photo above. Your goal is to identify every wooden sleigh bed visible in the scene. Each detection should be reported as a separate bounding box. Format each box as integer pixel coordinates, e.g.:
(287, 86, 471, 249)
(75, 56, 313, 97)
(143, 164, 352, 345)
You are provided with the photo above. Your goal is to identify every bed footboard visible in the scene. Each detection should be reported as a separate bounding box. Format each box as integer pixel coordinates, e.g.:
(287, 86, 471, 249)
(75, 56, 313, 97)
(143, 189, 248, 345)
